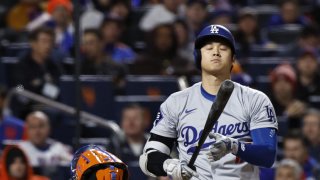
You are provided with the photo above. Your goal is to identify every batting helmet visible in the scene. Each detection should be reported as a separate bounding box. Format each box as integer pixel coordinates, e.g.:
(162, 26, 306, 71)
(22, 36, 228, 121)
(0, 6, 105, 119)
(71, 145, 128, 180)
(194, 24, 236, 69)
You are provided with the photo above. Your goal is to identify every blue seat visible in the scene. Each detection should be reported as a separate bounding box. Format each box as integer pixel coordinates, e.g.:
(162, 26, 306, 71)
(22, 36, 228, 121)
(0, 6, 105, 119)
(0, 57, 19, 86)
(262, 24, 303, 45)
(59, 75, 115, 119)
(125, 75, 179, 96)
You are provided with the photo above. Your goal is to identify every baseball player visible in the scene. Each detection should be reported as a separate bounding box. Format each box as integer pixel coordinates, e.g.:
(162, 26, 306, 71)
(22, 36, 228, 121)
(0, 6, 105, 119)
(139, 24, 278, 180)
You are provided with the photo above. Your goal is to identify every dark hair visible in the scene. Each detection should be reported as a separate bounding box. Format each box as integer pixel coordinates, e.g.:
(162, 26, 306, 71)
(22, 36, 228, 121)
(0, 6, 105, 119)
(283, 130, 310, 148)
(300, 26, 320, 39)
(29, 26, 55, 42)
(84, 28, 103, 40)
(122, 103, 143, 112)
(0, 85, 7, 99)
(280, 0, 299, 7)
(5, 146, 28, 180)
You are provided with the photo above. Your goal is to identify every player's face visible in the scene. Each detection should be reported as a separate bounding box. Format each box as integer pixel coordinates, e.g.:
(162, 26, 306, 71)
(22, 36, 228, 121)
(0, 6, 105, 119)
(200, 40, 234, 76)
(302, 114, 320, 143)
(9, 157, 27, 179)
(284, 139, 306, 164)
(275, 166, 298, 180)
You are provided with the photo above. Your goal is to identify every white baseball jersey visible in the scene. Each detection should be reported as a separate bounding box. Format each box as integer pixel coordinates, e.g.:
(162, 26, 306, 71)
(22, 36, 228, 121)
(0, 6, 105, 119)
(151, 82, 278, 180)
(18, 139, 73, 167)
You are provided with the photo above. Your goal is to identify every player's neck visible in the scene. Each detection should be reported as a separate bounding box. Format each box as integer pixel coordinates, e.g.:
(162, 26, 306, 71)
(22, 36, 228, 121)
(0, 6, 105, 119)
(201, 73, 230, 95)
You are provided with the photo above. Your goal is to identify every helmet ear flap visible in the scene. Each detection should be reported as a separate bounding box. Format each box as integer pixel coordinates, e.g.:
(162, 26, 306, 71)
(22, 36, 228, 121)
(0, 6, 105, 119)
(194, 49, 201, 70)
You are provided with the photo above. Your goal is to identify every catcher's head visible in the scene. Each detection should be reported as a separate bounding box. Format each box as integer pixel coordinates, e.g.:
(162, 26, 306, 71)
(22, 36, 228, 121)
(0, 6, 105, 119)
(71, 145, 128, 180)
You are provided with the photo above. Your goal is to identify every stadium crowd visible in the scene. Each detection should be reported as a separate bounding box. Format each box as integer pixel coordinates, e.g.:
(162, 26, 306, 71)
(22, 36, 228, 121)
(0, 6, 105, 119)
(0, 0, 320, 179)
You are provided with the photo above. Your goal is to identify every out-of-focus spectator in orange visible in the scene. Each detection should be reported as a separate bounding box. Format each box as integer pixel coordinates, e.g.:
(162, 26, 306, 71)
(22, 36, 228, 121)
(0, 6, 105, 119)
(275, 159, 302, 180)
(100, 16, 136, 64)
(268, 0, 309, 27)
(283, 131, 320, 179)
(295, 50, 320, 108)
(302, 109, 320, 162)
(131, 23, 196, 75)
(18, 111, 73, 179)
(0, 145, 49, 180)
(139, 0, 184, 32)
(0, 85, 26, 150)
(235, 7, 264, 59)
(6, 0, 44, 31)
(173, 19, 194, 62)
(13, 27, 62, 100)
(270, 63, 306, 129)
(46, 0, 73, 55)
(185, 0, 207, 36)
(119, 104, 148, 180)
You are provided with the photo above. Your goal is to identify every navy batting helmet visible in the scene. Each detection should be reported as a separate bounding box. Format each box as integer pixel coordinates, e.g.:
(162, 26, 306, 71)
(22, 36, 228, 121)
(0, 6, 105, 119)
(194, 24, 236, 69)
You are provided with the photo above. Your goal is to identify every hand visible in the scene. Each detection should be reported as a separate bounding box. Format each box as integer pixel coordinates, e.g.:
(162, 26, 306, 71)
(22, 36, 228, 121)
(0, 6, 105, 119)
(163, 159, 198, 180)
(286, 100, 306, 118)
(206, 133, 239, 162)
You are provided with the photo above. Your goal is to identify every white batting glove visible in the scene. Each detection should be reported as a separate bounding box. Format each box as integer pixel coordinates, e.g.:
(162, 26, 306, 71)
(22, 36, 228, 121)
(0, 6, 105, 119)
(206, 133, 239, 162)
(163, 159, 199, 180)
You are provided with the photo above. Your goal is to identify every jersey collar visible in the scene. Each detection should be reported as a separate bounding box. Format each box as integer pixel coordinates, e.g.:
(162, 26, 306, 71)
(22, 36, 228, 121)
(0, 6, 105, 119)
(200, 85, 216, 102)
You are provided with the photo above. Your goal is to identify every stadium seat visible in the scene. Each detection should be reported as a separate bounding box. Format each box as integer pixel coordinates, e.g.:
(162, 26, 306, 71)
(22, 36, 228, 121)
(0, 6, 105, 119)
(0, 57, 19, 86)
(262, 24, 303, 45)
(125, 75, 180, 96)
(254, 5, 279, 28)
(59, 75, 115, 119)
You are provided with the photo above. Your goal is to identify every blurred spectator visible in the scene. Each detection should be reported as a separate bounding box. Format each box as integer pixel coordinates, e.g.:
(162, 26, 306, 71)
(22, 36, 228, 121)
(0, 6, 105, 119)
(81, 28, 127, 93)
(298, 26, 320, 53)
(235, 7, 264, 59)
(131, 23, 196, 75)
(231, 61, 254, 87)
(208, 10, 233, 26)
(275, 159, 302, 180)
(100, 16, 136, 64)
(302, 109, 320, 162)
(91, 0, 112, 12)
(0, 145, 49, 180)
(270, 63, 306, 129)
(119, 104, 148, 180)
(295, 50, 320, 108)
(0, 85, 26, 149)
(18, 111, 73, 179)
(283, 131, 320, 179)
(139, 0, 183, 32)
(6, 0, 44, 31)
(185, 0, 208, 36)
(109, 0, 131, 22)
(45, 0, 74, 55)
(13, 27, 62, 99)
(174, 19, 194, 62)
(268, 0, 309, 27)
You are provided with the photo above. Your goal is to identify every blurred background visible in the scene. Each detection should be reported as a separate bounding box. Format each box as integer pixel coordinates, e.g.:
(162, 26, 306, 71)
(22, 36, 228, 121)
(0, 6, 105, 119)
(0, 0, 319, 179)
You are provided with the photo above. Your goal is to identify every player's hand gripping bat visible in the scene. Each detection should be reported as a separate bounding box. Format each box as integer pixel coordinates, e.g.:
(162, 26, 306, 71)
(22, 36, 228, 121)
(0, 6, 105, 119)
(187, 80, 234, 170)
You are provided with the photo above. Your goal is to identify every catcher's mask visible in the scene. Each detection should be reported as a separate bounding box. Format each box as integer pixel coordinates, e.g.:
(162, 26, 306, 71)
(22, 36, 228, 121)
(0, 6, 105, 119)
(71, 145, 128, 180)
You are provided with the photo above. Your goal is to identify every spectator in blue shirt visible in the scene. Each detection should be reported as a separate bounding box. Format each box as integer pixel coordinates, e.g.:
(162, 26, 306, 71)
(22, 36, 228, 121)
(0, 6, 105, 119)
(100, 16, 136, 64)
(268, 0, 309, 27)
(0, 85, 26, 149)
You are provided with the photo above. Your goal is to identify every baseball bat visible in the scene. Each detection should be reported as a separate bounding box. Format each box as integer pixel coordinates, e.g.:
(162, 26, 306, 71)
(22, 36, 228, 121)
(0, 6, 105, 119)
(188, 80, 234, 169)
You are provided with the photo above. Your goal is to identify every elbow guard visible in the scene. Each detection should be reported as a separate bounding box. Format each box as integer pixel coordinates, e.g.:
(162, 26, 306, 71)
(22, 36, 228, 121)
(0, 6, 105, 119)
(139, 140, 171, 177)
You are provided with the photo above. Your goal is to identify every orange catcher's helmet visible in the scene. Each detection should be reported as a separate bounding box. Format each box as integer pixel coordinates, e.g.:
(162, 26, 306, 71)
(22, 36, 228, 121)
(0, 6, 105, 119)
(71, 145, 128, 180)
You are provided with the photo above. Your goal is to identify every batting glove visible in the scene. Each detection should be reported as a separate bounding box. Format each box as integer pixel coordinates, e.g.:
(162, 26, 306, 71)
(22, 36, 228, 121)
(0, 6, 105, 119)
(163, 159, 199, 180)
(206, 133, 239, 162)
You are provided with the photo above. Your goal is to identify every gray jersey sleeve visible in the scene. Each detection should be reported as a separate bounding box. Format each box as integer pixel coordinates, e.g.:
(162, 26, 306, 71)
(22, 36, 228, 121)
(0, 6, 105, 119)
(249, 91, 278, 130)
(150, 95, 178, 138)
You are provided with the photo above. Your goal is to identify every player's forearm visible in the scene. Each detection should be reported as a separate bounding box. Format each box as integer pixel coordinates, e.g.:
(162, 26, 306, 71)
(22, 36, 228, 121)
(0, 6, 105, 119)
(236, 142, 276, 168)
(236, 128, 277, 168)
(147, 151, 171, 176)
